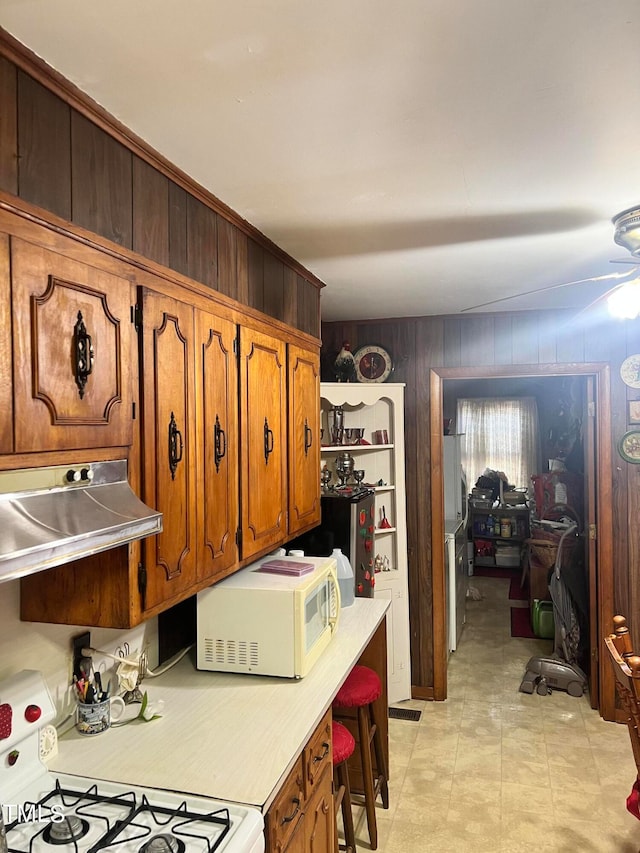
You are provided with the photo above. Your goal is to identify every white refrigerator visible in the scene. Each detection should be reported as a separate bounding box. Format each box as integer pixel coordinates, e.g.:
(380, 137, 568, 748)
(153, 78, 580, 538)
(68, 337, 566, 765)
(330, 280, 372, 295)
(444, 435, 468, 653)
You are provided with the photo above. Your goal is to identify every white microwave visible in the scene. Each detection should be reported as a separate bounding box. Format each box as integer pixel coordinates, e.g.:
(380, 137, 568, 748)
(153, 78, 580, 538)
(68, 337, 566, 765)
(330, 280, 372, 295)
(196, 555, 340, 678)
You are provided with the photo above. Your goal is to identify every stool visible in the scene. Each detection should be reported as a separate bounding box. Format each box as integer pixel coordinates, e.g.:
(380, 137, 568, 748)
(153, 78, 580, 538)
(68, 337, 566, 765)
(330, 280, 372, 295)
(332, 720, 356, 853)
(332, 665, 389, 850)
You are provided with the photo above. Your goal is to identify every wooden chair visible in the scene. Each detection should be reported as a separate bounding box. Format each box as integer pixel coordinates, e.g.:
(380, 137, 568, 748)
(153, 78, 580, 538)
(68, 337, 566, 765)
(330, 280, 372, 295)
(604, 614, 640, 820)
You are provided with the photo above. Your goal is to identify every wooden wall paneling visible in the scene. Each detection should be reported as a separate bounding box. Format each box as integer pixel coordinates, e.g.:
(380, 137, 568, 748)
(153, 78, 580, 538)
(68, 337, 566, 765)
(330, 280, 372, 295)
(236, 230, 249, 305)
(71, 111, 132, 247)
(460, 316, 495, 366)
(168, 181, 188, 276)
(555, 310, 585, 363)
(186, 194, 217, 289)
(298, 276, 319, 338)
(598, 327, 633, 638)
(443, 318, 461, 368)
(216, 215, 237, 299)
(17, 71, 71, 219)
(0, 56, 17, 194)
(493, 314, 513, 364)
(247, 238, 264, 312)
(537, 310, 558, 364)
(263, 250, 285, 321)
(624, 320, 640, 646)
(282, 267, 297, 328)
(0, 233, 12, 452)
(510, 313, 540, 365)
(132, 155, 170, 266)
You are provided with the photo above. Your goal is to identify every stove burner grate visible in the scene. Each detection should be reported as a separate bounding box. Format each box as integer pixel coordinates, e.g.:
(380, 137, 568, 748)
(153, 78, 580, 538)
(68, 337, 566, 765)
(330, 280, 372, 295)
(4, 779, 137, 852)
(99, 795, 232, 853)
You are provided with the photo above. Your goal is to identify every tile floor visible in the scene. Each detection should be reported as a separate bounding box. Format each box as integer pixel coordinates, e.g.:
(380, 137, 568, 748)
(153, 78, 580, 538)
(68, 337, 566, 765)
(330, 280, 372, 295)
(351, 573, 640, 852)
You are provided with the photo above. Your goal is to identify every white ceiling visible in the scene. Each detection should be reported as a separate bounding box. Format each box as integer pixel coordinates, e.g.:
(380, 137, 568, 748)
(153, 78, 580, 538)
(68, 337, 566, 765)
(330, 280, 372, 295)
(1, 1, 640, 321)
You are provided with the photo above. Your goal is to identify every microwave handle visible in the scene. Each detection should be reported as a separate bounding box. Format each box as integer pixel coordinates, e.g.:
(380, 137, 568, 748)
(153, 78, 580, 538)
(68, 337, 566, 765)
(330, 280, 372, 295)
(328, 572, 340, 634)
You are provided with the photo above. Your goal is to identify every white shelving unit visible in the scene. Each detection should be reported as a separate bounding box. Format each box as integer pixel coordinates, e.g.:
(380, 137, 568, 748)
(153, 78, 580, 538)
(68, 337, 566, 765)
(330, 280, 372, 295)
(320, 382, 411, 704)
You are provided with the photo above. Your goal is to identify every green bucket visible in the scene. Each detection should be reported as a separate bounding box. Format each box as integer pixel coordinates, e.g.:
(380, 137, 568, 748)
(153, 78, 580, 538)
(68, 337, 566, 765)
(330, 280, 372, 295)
(532, 599, 555, 639)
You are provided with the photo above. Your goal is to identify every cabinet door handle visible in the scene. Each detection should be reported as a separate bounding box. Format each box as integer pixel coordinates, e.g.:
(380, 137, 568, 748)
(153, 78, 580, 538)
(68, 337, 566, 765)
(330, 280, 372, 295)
(264, 417, 274, 463)
(304, 418, 313, 456)
(312, 741, 330, 763)
(73, 310, 94, 399)
(280, 797, 301, 824)
(214, 414, 226, 473)
(168, 411, 183, 480)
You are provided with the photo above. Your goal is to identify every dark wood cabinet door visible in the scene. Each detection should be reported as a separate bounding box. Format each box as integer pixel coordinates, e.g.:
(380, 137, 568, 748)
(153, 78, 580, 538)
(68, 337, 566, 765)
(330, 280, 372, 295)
(304, 772, 334, 853)
(288, 344, 321, 536)
(240, 326, 287, 559)
(195, 309, 239, 580)
(140, 289, 197, 612)
(0, 233, 12, 453)
(11, 236, 134, 452)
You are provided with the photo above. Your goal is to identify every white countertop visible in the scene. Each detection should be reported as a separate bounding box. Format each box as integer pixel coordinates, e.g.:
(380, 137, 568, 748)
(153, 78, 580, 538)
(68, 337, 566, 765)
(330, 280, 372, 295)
(51, 598, 389, 812)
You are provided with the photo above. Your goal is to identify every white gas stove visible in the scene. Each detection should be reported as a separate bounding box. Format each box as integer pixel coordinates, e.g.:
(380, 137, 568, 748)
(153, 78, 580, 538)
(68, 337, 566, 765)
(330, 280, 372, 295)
(0, 671, 264, 853)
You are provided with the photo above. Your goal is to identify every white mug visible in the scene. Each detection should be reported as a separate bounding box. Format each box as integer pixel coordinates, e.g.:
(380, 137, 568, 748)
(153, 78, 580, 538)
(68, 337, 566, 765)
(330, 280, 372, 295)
(76, 696, 126, 735)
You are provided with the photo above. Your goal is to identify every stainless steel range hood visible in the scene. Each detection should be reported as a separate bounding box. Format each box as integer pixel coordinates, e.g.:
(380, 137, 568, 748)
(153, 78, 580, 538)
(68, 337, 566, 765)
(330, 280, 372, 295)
(0, 460, 162, 583)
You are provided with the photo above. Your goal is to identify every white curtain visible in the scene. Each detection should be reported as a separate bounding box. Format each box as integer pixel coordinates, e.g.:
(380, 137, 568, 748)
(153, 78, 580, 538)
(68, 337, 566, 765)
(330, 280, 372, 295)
(456, 397, 541, 494)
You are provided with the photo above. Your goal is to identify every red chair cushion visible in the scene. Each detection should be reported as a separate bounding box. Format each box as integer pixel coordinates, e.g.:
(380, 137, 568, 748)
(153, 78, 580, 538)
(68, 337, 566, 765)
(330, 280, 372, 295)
(332, 720, 355, 765)
(627, 778, 640, 820)
(333, 665, 382, 708)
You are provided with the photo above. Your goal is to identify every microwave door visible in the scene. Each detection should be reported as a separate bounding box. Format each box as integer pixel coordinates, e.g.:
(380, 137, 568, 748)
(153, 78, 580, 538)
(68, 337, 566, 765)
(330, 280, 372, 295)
(304, 579, 330, 653)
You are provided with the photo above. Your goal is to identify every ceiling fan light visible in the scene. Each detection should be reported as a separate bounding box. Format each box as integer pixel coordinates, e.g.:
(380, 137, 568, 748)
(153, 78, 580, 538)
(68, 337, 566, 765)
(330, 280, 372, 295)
(612, 206, 640, 257)
(607, 280, 640, 319)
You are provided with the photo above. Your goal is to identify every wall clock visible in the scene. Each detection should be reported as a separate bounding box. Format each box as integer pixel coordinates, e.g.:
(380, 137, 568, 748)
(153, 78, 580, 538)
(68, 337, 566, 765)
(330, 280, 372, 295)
(618, 429, 640, 463)
(620, 354, 640, 388)
(354, 345, 393, 383)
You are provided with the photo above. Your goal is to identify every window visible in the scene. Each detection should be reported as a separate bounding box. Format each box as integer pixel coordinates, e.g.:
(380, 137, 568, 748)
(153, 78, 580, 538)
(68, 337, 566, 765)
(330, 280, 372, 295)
(456, 397, 541, 494)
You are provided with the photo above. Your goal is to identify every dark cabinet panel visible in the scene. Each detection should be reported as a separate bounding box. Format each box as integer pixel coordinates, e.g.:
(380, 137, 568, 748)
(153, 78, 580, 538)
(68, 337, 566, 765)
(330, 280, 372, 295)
(247, 238, 264, 312)
(17, 72, 71, 219)
(71, 111, 132, 248)
(0, 57, 17, 194)
(263, 251, 284, 321)
(133, 156, 170, 266)
(186, 195, 217, 288)
(297, 275, 320, 338)
(0, 234, 12, 452)
(168, 180, 188, 276)
(216, 215, 237, 298)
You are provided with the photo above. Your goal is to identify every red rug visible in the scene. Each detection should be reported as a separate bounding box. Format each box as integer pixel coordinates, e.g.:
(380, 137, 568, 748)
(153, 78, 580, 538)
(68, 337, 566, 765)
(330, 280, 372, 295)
(509, 577, 528, 601)
(510, 607, 537, 639)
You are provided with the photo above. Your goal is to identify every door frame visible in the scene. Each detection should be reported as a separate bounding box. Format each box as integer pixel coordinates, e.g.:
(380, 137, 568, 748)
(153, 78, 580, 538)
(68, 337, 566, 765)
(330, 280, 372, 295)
(429, 362, 614, 720)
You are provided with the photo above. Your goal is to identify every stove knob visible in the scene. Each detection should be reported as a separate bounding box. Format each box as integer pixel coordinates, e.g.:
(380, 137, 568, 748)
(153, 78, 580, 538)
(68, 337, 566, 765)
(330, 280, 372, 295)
(80, 467, 94, 481)
(66, 469, 81, 483)
(25, 704, 41, 723)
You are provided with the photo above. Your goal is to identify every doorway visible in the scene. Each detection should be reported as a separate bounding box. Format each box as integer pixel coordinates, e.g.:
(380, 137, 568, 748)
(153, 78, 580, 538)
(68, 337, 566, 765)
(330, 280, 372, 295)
(429, 363, 614, 720)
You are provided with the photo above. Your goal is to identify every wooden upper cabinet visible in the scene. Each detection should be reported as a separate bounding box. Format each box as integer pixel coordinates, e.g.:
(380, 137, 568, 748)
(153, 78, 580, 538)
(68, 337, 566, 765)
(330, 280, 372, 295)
(288, 344, 321, 536)
(0, 234, 12, 453)
(239, 326, 287, 559)
(195, 308, 239, 580)
(139, 288, 197, 612)
(11, 236, 134, 452)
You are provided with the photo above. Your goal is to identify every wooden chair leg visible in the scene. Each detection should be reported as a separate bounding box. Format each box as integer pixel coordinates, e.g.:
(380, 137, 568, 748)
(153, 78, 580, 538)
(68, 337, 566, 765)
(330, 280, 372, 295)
(369, 704, 389, 809)
(357, 704, 378, 849)
(336, 761, 356, 853)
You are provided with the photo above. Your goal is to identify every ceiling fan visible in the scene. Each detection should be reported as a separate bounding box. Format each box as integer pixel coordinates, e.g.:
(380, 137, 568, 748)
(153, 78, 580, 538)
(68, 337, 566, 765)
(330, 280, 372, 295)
(461, 205, 640, 317)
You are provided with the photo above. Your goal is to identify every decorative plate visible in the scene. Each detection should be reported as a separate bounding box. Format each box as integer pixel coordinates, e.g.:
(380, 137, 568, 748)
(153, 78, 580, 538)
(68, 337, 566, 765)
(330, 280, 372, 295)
(618, 429, 640, 463)
(353, 345, 393, 383)
(620, 354, 640, 388)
